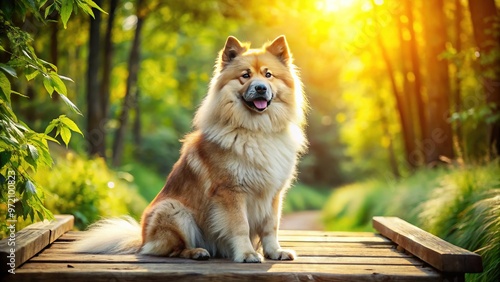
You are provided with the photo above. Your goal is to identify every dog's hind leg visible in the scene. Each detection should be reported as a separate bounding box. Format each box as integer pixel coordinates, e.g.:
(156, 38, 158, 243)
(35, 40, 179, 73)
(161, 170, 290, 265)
(140, 199, 210, 260)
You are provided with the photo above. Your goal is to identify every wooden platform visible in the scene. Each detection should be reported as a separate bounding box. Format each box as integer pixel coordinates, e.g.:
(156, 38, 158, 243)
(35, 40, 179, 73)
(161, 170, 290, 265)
(1, 215, 482, 281)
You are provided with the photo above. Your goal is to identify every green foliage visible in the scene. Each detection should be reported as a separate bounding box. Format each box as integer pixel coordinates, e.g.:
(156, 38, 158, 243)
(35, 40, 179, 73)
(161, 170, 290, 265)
(323, 163, 500, 282)
(33, 150, 147, 230)
(282, 183, 331, 214)
(0, 1, 98, 232)
(123, 162, 167, 202)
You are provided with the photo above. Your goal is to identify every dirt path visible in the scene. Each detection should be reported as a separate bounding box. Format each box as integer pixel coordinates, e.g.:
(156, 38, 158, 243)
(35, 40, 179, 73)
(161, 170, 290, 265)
(280, 210, 324, 230)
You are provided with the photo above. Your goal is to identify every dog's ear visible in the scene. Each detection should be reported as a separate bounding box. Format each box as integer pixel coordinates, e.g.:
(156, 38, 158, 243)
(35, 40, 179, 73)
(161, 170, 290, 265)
(221, 36, 246, 66)
(266, 35, 291, 66)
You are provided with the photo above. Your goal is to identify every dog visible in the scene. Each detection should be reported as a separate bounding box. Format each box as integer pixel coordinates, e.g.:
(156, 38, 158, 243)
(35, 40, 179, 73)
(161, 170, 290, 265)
(72, 35, 308, 263)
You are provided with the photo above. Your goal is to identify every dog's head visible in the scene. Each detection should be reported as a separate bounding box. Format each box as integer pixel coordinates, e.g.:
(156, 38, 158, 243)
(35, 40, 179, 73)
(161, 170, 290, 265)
(195, 36, 306, 134)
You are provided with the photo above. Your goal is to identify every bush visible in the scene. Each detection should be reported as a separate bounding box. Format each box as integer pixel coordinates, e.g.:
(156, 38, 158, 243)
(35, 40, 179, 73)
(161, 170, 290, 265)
(33, 149, 148, 230)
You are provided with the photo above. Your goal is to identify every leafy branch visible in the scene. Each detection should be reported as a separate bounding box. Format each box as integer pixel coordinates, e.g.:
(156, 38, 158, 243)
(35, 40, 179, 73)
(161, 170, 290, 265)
(0, 0, 101, 231)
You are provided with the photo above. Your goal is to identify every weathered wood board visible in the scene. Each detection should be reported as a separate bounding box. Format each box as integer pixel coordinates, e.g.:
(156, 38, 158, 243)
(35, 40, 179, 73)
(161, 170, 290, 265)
(0, 216, 483, 281)
(0, 215, 74, 270)
(373, 216, 483, 273)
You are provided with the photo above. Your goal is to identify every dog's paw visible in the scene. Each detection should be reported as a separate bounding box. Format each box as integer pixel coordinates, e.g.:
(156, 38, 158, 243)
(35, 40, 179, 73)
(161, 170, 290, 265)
(180, 248, 211, 260)
(265, 249, 296, 260)
(234, 251, 263, 263)
(191, 248, 211, 260)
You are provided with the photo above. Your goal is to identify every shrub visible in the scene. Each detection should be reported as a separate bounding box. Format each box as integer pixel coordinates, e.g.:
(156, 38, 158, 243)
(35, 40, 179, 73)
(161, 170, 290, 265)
(33, 150, 148, 230)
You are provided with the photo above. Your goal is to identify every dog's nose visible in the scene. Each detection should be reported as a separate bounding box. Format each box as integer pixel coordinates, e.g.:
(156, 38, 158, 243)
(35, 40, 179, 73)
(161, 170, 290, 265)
(255, 84, 267, 94)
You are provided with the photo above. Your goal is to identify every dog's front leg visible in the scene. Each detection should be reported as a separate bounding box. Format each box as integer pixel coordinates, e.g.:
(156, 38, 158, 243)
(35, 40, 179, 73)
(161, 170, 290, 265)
(260, 193, 296, 260)
(210, 189, 263, 263)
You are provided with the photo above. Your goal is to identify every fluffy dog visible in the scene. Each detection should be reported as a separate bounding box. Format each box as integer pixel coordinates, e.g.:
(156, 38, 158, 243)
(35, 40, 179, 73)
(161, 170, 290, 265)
(73, 35, 308, 263)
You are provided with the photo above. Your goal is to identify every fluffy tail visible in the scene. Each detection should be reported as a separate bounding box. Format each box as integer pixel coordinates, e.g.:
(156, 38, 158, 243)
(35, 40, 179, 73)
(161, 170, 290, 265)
(70, 216, 142, 254)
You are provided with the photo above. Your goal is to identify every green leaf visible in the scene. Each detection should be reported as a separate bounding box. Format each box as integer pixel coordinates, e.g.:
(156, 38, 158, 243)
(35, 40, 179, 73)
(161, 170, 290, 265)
(25, 68, 40, 81)
(25, 180, 37, 195)
(0, 151, 12, 170)
(60, 115, 84, 136)
(0, 64, 17, 78)
(44, 122, 56, 135)
(61, 0, 74, 29)
(58, 93, 83, 115)
(58, 75, 74, 82)
(43, 76, 54, 96)
(85, 0, 107, 14)
(77, 3, 95, 18)
(39, 59, 57, 72)
(0, 72, 12, 103)
(49, 73, 67, 95)
(27, 144, 39, 162)
(60, 126, 71, 146)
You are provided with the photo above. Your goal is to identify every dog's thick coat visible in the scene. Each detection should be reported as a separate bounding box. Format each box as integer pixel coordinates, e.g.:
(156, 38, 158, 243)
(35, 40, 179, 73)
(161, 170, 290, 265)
(72, 36, 307, 263)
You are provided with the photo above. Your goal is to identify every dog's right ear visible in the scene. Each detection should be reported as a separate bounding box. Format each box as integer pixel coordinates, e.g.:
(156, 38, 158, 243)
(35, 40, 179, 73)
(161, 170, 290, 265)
(220, 36, 246, 67)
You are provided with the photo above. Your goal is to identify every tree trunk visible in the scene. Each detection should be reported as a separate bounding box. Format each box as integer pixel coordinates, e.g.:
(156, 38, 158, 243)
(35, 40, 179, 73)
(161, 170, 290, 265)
(394, 4, 418, 169)
(133, 89, 142, 146)
(404, 0, 428, 164)
(86, 0, 105, 158)
(453, 0, 463, 157)
(422, 0, 455, 164)
(100, 0, 118, 121)
(112, 0, 145, 167)
(468, 0, 500, 157)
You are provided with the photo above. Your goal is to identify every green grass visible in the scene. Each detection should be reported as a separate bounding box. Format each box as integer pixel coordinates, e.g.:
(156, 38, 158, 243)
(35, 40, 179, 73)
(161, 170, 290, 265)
(322, 163, 500, 282)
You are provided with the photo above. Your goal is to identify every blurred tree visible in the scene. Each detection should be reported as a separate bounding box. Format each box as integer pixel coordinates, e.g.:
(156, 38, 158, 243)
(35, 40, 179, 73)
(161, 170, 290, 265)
(404, 0, 427, 164)
(468, 0, 500, 157)
(395, 1, 418, 169)
(422, 0, 454, 163)
(372, 0, 411, 173)
(112, 0, 145, 167)
(86, 0, 104, 157)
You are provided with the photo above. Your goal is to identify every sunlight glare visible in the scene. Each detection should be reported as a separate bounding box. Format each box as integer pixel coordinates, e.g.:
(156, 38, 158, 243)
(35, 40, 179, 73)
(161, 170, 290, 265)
(316, 0, 357, 13)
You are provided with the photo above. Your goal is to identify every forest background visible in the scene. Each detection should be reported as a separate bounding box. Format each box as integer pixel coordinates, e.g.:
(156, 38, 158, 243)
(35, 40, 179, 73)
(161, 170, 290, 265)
(1, 1, 499, 281)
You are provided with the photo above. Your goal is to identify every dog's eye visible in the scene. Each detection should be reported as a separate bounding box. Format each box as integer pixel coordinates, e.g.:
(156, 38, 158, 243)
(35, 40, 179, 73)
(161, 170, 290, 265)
(242, 73, 250, 79)
(265, 72, 272, 78)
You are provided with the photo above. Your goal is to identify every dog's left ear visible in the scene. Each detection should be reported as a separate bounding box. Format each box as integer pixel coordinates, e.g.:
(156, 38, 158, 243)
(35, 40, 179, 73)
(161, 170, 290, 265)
(266, 35, 291, 66)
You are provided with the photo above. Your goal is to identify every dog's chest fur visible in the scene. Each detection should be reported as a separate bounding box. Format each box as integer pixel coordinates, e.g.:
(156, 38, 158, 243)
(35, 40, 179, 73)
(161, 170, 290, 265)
(226, 129, 297, 195)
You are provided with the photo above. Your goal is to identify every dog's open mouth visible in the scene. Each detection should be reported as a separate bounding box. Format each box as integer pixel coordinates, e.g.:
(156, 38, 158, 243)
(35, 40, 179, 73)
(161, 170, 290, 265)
(244, 98, 271, 112)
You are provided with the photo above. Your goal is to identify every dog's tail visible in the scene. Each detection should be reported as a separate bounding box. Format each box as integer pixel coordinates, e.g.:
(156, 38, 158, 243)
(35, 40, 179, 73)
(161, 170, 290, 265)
(70, 216, 142, 254)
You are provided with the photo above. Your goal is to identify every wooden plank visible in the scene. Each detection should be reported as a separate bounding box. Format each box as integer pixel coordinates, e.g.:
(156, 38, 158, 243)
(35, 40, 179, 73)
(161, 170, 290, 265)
(278, 230, 378, 237)
(0, 228, 50, 271)
(29, 253, 423, 266)
(0, 215, 74, 271)
(278, 235, 390, 244)
(24, 215, 74, 243)
(41, 241, 410, 258)
(12, 262, 442, 282)
(58, 231, 382, 242)
(373, 216, 483, 273)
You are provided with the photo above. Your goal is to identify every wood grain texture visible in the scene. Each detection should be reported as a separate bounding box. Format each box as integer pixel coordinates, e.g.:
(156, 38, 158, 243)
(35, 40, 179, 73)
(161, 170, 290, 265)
(0, 215, 74, 270)
(2, 216, 484, 281)
(372, 216, 483, 273)
(12, 262, 442, 282)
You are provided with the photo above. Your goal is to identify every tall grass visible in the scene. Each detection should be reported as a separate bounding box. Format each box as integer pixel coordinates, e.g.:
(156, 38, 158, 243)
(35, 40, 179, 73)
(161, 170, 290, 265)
(323, 163, 500, 282)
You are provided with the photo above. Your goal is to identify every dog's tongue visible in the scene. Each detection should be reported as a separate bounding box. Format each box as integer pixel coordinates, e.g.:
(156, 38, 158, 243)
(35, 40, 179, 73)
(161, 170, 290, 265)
(253, 99, 268, 110)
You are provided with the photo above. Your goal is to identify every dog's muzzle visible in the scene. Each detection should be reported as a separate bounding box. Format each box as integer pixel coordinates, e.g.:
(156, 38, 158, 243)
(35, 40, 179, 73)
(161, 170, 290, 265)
(243, 80, 273, 112)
